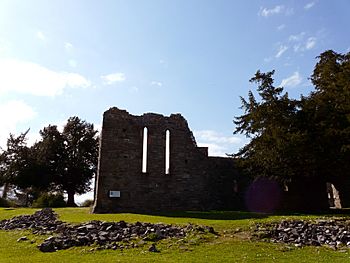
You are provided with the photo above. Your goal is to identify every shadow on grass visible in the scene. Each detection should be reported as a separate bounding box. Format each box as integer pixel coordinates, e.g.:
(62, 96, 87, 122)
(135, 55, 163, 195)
(138, 210, 269, 220)
(131, 208, 350, 221)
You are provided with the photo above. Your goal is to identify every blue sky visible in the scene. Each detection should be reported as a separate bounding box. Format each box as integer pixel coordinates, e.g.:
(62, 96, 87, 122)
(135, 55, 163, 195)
(0, 0, 349, 158)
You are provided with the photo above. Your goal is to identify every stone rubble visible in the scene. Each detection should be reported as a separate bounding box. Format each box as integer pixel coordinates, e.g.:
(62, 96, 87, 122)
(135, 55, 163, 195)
(0, 208, 216, 253)
(254, 219, 350, 249)
(0, 208, 64, 234)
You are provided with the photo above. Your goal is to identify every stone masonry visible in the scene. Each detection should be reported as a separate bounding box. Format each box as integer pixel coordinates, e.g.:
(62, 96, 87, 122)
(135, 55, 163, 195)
(92, 107, 246, 213)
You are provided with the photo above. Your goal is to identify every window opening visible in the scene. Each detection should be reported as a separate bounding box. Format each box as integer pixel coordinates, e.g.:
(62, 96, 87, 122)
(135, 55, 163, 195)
(165, 130, 170, 174)
(142, 127, 148, 173)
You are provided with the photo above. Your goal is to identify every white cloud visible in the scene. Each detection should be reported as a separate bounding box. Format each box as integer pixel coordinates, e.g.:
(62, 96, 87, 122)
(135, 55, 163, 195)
(159, 59, 168, 68)
(197, 142, 227, 157)
(0, 39, 11, 54)
(94, 123, 102, 133)
(304, 2, 315, 10)
(36, 31, 47, 42)
(150, 81, 163, 87)
(275, 45, 288, 58)
(101, 72, 126, 85)
(194, 130, 243, 156)
(0, 59, 91, 96)
(305, 37, 316, 49)
(64, 42, 73, 51)
(293, 44, 301, 52)
(195, 130, 242, 145)
(0, 100, 37, 148)
(259, 5, 284, 17)
(289, 33, 317, 52)
(26, 131, 42, 147)
(289, 32, 305, 42)
(285, 7, 294, 16)
(130, 86, 139, 93)
(68, 59, 77, 68)
(277, 24, 286, 31)
(294, 37, 317, 52)
(280, 72, 302, 87)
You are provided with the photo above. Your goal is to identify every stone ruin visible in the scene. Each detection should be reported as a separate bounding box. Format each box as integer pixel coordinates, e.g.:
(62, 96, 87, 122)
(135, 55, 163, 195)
(92, 107, 247, 213)
(92, 107, 347, 213)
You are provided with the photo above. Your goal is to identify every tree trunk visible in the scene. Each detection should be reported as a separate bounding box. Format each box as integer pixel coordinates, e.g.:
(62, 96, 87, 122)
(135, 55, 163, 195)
(2, 183, 9, 199)
(66, 189, 77, 207)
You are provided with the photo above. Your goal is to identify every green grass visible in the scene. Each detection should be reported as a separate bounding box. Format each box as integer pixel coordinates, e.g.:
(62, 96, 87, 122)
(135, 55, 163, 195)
(0, 208, 350, 262)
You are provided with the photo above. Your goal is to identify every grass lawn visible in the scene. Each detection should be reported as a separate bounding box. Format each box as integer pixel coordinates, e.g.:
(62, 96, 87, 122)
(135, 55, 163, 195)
(0, 207, 350, 262)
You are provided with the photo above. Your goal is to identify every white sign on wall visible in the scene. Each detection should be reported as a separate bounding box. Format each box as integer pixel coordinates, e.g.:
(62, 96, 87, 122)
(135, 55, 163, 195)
(109, 190, 121, 198)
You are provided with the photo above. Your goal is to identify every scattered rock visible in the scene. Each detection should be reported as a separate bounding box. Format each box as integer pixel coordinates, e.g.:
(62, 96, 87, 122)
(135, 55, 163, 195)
(0, 208, 66, 235)
(38, 241, 56, 252)
(148, 243, 159, 253)
(255, 219, 350, 248)
(17, 236, 28, 242)
(0, 208, 216, 253)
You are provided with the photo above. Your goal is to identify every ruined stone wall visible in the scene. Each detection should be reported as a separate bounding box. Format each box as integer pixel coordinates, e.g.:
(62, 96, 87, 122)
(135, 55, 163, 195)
(281, 177, 330, 212)
(206, 157, 249, 210)
(93, 107, 244, 213)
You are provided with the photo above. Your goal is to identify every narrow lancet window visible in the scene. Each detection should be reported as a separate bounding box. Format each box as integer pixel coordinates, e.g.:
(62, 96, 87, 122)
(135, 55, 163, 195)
(165, 130, 170, 174)
(142, 127, 148, 173)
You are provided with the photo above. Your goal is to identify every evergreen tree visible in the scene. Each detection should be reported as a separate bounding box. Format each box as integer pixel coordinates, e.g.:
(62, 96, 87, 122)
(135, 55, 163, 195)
(234, 70, 300, 183)
(234, 50, 350, 209)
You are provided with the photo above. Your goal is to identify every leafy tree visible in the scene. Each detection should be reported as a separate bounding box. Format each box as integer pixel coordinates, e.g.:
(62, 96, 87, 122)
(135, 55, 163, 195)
(34, 125, 66, 192)
(0, 131, 30, 198)
(0, 130, 48, 203)
(0, 117, 99, 207)
(38, 117, 99, 206)
(0, 150, 8, 198)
